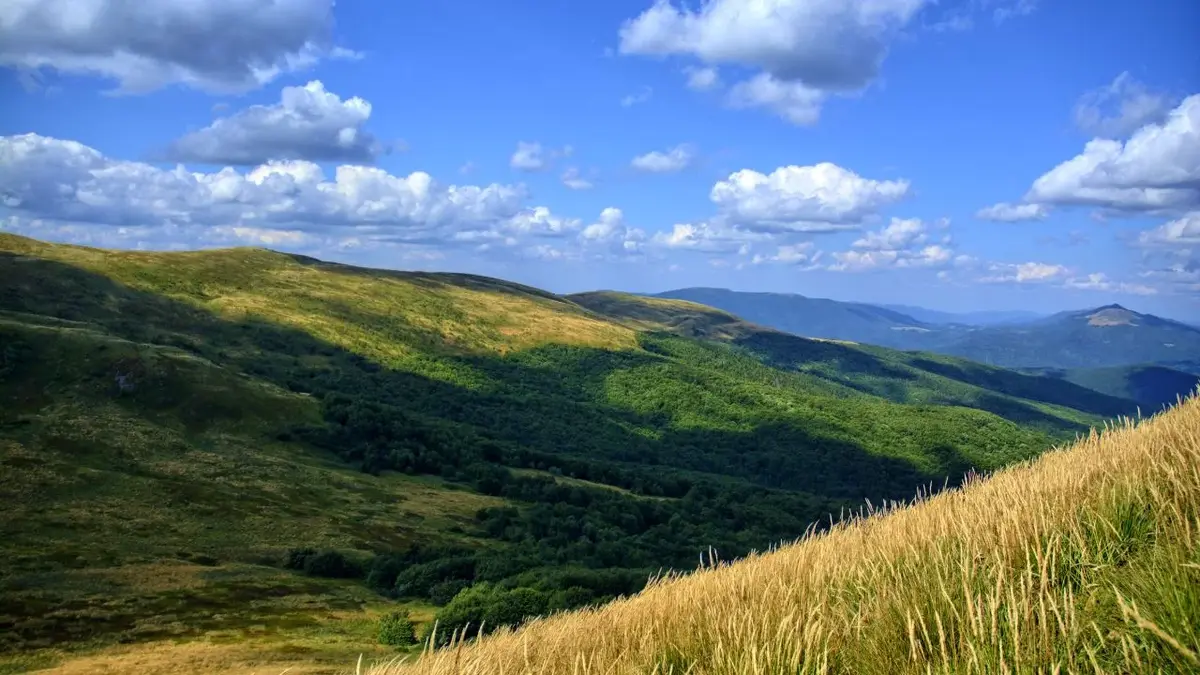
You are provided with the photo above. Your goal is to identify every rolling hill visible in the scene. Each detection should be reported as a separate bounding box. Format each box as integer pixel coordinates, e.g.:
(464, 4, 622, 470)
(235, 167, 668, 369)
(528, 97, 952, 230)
(364, 394, 1200, 675)
(1020, 363, 1200, 412)
(653, 287, 941, 349)
(656, 288, 1200, 373)
(0, 234, 1151, 673)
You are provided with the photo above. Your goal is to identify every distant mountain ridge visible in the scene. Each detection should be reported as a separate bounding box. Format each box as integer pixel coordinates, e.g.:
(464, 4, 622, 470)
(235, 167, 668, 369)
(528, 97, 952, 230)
(653, 289, 1200, 374)
(878, 304, 1045, 326)
(652, 287, 938, 349)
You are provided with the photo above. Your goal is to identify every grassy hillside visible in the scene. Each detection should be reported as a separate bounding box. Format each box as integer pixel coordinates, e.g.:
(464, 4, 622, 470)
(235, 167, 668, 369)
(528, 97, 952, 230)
(0, 234, 1146, 672)
(573, 291, 1136, 433)
(369, 396, 1200, 675)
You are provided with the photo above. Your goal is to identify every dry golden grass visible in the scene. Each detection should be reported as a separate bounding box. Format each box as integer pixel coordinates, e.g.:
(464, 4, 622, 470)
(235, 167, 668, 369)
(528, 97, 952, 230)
(365, 395, 1200, 675)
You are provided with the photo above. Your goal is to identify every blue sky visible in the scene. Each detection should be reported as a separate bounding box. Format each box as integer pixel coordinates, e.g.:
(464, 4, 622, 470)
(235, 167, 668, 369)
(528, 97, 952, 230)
(1, 0, 1197, 320)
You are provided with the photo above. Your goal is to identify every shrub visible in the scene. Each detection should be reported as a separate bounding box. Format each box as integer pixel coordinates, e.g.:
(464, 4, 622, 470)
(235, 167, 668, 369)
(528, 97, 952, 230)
(377, 611, 417, 647)
(429, 579, 470, 605)
(283, 547, 361, 579)
(303, 550, 360, 578)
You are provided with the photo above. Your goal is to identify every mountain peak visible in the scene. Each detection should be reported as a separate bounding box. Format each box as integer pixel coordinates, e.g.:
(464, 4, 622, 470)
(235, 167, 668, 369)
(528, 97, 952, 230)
(1086, 305, 1139, 327)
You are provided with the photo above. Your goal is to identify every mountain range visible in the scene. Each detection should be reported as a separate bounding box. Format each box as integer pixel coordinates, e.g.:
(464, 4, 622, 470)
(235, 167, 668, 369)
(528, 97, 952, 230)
(0, 233, 1155, 669)
(655, 288, 1200, 377)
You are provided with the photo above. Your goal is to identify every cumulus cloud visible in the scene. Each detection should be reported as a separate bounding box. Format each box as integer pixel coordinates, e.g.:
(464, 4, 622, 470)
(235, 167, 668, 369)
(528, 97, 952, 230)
(826, 217, 951, 271)
(975, 202, 1049, 222)
(580, 207, 647, 255)
(727, 74, 825, 125)
(651, 221, 770, 253)
(618, 0, 926, 90)
(631, 144, 696, 173)
(510, 142, 549, 171)
(618, 0, 928, 123)
(560, 167, 594, 190)
(164, 81, 384, 165)
(852, 217, 926, 250)
(1073, 73, 1174, 138)
(710, 163, 910, 232)
(505, 207, 582, 237)
(751, 242, 819, 266)
(978, 261, 1069, 284)
(0, 0, 353, 93)
(1063, 273, 1157, 296)
(684, 66, 721, 91)
(1026, 94, 1200, 213)
(510, 142, 571, 172)
(1139, 258, 1200, 295)
(0, 133, 544, 247)
(1138, 212, 1200, 247)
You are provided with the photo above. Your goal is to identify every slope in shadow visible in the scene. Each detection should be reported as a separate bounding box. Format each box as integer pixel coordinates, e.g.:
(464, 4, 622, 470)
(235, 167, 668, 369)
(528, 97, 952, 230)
(0, 253, 1000, 509)
(0, 252, 1064, 651)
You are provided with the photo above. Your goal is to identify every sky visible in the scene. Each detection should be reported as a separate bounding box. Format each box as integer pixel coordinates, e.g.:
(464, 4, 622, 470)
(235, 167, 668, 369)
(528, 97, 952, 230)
(0, 0, 1198, 320)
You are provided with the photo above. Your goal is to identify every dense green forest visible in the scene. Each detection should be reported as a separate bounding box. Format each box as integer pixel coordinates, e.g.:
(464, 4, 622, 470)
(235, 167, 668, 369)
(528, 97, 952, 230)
(0, 234, 1141, 650)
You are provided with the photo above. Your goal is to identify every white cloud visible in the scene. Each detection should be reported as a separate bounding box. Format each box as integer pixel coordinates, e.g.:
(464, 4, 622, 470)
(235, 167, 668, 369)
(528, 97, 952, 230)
(618, 0, 927, 123)
(509, 142, 571, 172)
(0, 0, 353, 94)
(975, 202, 1049, 222)
(992, 0, 1038, 23)
(505, 206, 582, 237)
(165, 81, 383, 165)
(0, 133, 536, 247)
(828, 248, 898, 271)
(710, 163, 909, 232)
(728, 73, 825, 125)
(621, 86, 654, 107)
(978, 261, 1069, 284)
(1073, 73, 1173, 138)
(1138, 212, 1200, 247)
(1026, 94, 1200, 213)
(683, 66, 721, 91)
(560, 167, 594, 190)
(510, 142, 549, 171)
(580, 207, 647, 255)
(752, 242, 820, 266)
(651, 221, 769, 253)
(827, 218, 950, 271)
(631, 145, 696, 173)
(1063, 272, 1157, 296)
(1139, 258, 1200, 295)
(618, 0, 926, 90)
(852, 217, 926, 250)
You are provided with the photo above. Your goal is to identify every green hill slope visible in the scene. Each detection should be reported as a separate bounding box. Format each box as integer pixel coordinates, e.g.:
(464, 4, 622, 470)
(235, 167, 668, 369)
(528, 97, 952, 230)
(0, 234, 1141, 671)
(1020, 363, 1200, 412)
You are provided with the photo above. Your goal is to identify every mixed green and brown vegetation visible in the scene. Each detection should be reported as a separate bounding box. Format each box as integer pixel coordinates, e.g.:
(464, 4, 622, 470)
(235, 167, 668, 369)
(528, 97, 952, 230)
(0, 233, 1166, 673)
(372, 394, 1200, 675)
